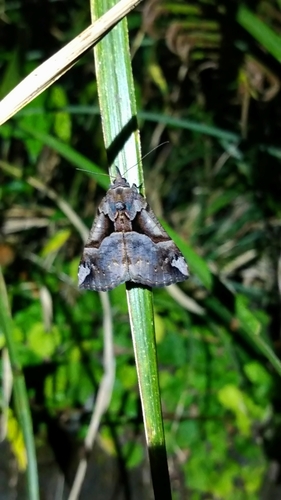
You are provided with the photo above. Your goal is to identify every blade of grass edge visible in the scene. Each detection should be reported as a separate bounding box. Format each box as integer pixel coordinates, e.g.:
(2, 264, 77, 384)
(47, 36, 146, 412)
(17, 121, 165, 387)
(3, 124, 109, 190)
(237, 4, 281, 62)
(206, 295, 281, 377)
(161, 223, 281, 375)
(91, 0, 172, 498)
(0, 268, 39, 500)
(0, 0, 144, 126)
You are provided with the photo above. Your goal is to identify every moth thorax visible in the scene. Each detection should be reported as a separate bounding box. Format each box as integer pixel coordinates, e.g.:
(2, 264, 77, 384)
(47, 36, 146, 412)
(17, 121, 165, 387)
(115, 201, 126, 211)
(114, 212, 132, 232)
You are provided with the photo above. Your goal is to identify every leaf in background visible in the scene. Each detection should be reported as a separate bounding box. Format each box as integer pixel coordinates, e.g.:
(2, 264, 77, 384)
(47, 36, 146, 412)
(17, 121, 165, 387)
(0, 51, 21, 99)
(237, 4, 281, 62)
(50, 85, 72, 143)
(40, 229, 71, 257)
(17, 93, 53, 159)
(7, 410, 27, 471)
(161, 220, 213, 290)
(217, 383, 266, 437)
(218, 385, 251, 436)
(14, 124, 109, 189)
(28, 323, 59, 359)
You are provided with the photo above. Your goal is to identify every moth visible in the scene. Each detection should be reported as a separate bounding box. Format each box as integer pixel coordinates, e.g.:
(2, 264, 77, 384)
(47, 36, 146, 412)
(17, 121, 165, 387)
(78, 168, 189, 291)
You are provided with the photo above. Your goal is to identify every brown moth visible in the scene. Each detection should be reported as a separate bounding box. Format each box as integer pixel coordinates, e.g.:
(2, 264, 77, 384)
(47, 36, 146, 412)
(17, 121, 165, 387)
(78, 168, 189, 291)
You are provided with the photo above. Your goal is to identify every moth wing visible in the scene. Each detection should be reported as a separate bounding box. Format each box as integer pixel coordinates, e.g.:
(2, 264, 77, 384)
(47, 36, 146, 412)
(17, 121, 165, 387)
(125, 232, 189, 288)
(133, 206, 174, 242)
(83, 211, 111, 246)
(78, 233, 130, 292)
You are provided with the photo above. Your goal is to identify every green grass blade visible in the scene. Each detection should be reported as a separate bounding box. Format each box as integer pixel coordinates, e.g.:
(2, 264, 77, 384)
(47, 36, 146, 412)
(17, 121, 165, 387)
(206, 294, 281, 377)
(164, 224, 281, 375)
(237, 4, 281, 62)
(7, 123, 109, 189)
(161, 221, 213, 290)
(0, 268, 39, 500)
(139, 111, 239, 142)
(91, 0, 172, 497)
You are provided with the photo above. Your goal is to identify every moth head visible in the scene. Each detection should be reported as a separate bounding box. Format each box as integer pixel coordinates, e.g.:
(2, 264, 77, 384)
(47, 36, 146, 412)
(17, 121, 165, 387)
(111, 167, 130, 189)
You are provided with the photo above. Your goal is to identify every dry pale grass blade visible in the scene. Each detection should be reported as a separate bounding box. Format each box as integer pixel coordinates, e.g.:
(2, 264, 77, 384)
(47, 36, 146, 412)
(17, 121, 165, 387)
(39, 286, 53, 332)
(167, 284, 205, 316)
(0, 160, 89, 241)
(0, 0, 143, 126)
(0, 349, 13, 442)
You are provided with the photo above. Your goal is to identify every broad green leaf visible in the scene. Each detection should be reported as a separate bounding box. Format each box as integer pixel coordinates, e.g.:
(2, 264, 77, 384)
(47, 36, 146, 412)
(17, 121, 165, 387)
(28, 323, 59, 359)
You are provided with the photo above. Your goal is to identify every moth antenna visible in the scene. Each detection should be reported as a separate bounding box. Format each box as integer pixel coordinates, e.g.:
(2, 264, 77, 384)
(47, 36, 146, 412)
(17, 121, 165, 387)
(78, 141, 169, 180)
(141, 141, 169, 162)
(120, 141, 169, 178)
(76, 168, 110, 180)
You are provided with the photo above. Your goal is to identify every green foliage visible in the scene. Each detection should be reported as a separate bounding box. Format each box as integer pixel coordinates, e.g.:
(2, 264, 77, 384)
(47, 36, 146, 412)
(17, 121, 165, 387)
(1, 0, 281, 498)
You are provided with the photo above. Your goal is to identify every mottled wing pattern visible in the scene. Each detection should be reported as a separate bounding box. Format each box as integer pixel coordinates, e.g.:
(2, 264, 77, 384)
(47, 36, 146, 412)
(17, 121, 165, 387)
(124, 232, 188, 287)
(78, 172, 189, 291)
(79, 231, 189, 291)
(78, 233, 130, 292)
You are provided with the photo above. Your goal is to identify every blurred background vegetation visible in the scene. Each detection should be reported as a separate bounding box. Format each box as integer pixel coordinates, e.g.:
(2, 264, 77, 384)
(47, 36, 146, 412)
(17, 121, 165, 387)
(1, 0, 281, 498)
